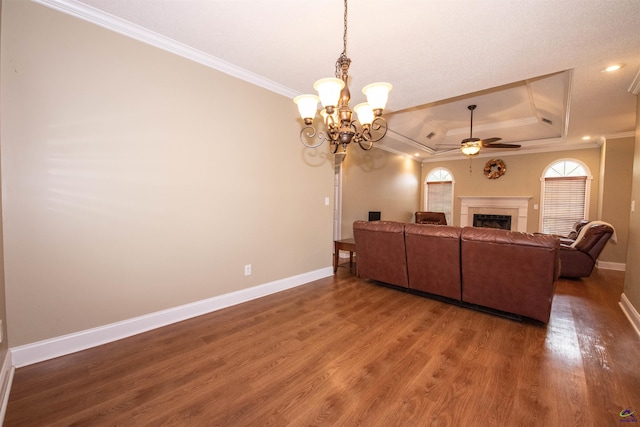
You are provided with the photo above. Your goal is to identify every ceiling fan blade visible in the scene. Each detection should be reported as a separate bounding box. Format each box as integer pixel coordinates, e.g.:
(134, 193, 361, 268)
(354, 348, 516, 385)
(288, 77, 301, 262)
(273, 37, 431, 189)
(484, 143, 522, 149)
(480, 137, 502, 146)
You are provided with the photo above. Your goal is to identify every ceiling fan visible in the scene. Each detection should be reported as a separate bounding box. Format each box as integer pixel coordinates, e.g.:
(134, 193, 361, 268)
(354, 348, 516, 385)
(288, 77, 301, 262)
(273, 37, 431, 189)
(460, 105, 521, 156)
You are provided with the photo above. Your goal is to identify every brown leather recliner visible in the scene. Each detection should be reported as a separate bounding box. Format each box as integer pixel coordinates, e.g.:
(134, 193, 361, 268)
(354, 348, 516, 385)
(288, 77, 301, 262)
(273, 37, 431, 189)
(353, 220, 409, 288)
(556, 220, 590, 245)
(415, 211, 447, 225)
(559, 223, 614, 278)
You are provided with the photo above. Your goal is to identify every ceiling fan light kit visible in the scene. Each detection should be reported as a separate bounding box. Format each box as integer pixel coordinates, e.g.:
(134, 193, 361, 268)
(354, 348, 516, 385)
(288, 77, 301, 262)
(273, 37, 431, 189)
(294, 0, 392, 156)
(459, 104, 521, 157)
(461, 140, 481, 156)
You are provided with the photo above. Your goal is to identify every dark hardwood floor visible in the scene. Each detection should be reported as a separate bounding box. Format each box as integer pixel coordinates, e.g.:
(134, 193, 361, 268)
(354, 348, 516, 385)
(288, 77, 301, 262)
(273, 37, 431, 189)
(5, 263, 640, 426)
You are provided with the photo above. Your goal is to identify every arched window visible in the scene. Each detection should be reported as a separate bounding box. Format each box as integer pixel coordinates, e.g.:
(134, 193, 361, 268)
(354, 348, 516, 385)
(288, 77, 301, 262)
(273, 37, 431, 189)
(540, 159, 591, 235)
(425, 168, 454, 225)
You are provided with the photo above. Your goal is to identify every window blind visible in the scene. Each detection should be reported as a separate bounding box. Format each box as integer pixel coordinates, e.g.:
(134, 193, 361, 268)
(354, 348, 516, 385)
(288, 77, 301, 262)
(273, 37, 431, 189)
(426, 181, 452, 225)
(542, 177, 586, 235)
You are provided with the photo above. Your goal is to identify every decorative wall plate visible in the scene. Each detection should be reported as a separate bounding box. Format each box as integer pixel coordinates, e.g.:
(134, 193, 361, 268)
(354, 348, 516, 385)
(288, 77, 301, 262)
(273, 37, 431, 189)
(484, 159, 506, 179)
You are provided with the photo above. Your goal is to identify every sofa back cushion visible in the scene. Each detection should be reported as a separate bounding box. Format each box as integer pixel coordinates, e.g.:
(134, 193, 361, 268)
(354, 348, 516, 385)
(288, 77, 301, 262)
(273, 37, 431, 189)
(460, 227, 560, 323)
(353, 220, 409, 288)
(405, 224, 462, 300)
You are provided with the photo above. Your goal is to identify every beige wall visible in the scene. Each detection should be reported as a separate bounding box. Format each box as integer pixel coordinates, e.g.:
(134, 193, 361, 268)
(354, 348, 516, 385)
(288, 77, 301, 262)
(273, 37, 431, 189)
(341, 147, 421, 238)
(420, 148, 601, 233)
(599, 137, 634, 264)
(623, 95, 640, 311)
(0, 0, 8, 360)
(1, 1, 334, 347)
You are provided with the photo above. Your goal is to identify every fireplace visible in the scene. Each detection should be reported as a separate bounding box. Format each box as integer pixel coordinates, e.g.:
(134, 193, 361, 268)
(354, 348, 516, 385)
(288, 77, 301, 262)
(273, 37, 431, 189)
(473, 214, 512, 230)
(459, 196, 531, 232)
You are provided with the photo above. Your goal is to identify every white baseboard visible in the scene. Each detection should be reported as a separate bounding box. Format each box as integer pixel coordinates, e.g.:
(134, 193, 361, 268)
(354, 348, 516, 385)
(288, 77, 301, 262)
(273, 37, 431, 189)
(596, 260, 626, 271)
(11, 267, 333, 368)
(619, 293, 640, 339)
(0, 351, 15, 426)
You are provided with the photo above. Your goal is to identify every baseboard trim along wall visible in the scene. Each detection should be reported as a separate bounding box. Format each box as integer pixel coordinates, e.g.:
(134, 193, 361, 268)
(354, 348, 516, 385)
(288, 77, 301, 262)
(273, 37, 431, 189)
(596, 261, 626, 271)
(10, 267, 333, 368)
(620, 293, 640, 339)
(0, 351, 15, 426)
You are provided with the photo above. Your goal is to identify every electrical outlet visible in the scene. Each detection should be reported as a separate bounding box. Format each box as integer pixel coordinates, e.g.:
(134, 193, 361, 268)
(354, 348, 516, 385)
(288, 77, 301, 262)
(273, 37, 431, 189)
(244, 264, 252, 276)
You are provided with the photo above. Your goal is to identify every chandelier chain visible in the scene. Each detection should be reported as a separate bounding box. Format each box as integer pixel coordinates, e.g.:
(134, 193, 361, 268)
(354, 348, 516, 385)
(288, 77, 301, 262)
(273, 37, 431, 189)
(335, 0, 351, 79)
(342, 0, 348, 55)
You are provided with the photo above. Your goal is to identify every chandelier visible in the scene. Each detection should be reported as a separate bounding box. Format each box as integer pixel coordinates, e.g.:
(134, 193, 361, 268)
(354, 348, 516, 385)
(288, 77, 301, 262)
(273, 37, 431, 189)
(293, 0, 392, 156)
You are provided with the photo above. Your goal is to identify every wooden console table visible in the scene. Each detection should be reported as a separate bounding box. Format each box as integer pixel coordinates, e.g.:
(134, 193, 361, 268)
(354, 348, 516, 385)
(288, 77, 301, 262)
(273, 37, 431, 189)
(334, 238, 356, 273)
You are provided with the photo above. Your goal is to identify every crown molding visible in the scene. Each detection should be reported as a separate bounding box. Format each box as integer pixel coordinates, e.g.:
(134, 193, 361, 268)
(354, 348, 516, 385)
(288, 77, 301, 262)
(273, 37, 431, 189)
(32, 0, 299, 99)
(603, 131, 636, 140)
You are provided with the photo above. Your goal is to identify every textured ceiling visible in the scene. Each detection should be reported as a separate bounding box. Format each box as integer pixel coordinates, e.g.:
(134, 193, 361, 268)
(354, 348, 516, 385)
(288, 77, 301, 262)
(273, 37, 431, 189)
(39, 0, 640, 160)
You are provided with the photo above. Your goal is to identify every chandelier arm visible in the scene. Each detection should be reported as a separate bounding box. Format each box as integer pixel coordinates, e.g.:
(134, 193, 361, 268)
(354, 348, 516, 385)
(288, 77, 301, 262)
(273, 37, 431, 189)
(299, 125, 324, 148)
(357, 139, 374, 151)
(349, 121, 372, 150)
(367, 117, 389, 143)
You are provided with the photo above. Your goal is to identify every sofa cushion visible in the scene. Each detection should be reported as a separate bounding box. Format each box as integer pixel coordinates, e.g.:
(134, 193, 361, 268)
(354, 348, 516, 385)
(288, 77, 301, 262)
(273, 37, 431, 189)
(353, 220, 409, 288)
(460, 227, 559, 323)
(405, 224, 461, 300)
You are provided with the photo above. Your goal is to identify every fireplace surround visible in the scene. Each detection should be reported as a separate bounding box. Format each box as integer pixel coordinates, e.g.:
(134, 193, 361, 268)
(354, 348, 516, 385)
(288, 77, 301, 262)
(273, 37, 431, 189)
(459, 196, 531, 232)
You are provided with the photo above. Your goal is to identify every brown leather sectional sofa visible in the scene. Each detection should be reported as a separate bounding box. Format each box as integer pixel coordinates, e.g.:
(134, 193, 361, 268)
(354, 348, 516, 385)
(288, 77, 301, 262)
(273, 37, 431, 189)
(353, 220, 561, 323)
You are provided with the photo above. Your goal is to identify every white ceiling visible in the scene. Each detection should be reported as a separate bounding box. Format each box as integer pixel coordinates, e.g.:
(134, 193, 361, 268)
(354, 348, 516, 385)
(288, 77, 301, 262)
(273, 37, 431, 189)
(39, 0, 640, 160)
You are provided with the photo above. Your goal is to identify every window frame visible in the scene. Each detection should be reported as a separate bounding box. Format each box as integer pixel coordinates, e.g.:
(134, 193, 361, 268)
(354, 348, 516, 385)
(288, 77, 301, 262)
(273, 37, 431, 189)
(424, 167, 454, 226)
(539, 159, 592, 235)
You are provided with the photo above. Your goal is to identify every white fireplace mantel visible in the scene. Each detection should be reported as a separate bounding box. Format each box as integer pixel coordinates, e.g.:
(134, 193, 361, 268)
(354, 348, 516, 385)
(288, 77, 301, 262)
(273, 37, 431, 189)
(459, 196, 531, 232)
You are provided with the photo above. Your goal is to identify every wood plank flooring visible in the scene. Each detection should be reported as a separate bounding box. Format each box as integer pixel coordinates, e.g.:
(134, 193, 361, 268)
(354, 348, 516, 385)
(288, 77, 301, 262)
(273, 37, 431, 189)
(5, 265, 640, 426)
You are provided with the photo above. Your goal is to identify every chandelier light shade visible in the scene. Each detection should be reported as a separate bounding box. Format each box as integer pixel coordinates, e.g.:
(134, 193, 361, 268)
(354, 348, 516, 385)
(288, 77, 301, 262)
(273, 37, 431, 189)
(294, 0, 392, 154)
(353, 103, 374, 125)
(293, 95, 320, 124)
(362, 82, 392, 111)
(313, 78, 345, 109)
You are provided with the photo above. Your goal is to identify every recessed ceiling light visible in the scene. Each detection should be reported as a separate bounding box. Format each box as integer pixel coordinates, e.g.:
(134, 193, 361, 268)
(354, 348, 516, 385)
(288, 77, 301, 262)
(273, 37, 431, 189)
(414, 153, 420, 157)
(582, 136, 591, 140)
(602, 64, 624, 72)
